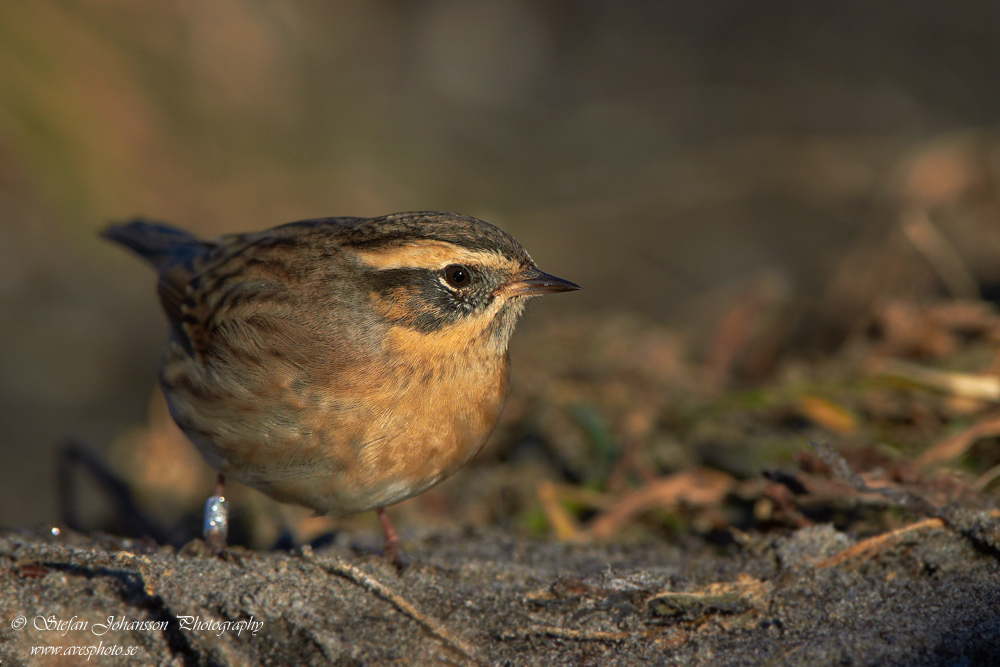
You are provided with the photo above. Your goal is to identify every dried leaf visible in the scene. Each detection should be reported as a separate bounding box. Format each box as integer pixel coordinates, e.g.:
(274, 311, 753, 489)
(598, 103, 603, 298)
(796, 395, 857, 434)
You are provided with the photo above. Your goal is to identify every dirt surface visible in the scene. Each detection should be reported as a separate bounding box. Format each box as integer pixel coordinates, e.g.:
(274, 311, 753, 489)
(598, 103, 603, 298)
(2, 513, 999, 666)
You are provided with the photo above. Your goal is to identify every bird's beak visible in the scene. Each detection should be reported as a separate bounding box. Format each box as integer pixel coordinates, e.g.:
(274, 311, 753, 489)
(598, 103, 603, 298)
(503, 268, 581, 297)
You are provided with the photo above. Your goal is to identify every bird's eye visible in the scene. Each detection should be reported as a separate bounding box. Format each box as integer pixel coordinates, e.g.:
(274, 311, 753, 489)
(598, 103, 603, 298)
(444, 264, 471, 288)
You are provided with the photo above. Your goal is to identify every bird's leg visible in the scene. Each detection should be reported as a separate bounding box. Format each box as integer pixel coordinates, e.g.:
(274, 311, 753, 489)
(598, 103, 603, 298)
(203, 473, 229, 552)
(376, 507, 409, 569)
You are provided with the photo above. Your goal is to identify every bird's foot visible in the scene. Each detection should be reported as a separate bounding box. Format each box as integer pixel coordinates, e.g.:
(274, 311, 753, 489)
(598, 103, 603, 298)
(377, 507, 410, 571)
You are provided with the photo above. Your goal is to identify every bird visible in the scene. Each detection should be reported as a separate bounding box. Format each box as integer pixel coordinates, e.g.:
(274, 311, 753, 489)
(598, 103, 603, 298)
(103, 211, 579, 564)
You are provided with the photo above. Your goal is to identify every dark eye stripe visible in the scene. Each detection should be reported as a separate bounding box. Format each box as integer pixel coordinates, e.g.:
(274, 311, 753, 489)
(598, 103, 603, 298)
(364, 264, 501, 333)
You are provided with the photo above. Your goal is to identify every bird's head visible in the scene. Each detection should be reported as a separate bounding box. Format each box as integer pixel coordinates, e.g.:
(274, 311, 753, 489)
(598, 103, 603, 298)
(344, 212, 579, 356)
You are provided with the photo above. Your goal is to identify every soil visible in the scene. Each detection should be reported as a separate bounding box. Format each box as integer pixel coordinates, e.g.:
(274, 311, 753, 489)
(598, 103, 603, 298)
(2, 513, 998, 666)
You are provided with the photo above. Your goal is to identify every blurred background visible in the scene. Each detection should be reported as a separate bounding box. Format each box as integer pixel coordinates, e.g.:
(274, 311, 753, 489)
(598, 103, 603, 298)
(5, 1, 1000, 543)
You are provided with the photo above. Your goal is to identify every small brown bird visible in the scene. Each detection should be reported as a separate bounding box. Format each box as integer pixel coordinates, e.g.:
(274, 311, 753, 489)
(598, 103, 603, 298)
(104, 211, 578, 563)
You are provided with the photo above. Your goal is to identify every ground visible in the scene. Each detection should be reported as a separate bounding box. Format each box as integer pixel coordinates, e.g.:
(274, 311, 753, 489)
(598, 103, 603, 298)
(1, 512, 998, 665)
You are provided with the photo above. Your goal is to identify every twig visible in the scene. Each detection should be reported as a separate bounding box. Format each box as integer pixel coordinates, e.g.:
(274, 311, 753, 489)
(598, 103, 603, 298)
(586, 468, 733, 540)
(814, 518, 945, 568)
(305, 551, 484, 667)
(810, 441, 1000, 559)
(533, 626, 633, 642)
(498, 623, 685, 645)
(810, 440, 940, 516)
(973, 462, 1000, 491)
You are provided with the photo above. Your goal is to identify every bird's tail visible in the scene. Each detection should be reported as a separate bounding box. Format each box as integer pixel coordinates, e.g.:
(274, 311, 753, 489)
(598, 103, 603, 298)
(102, 219, 212, 272)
